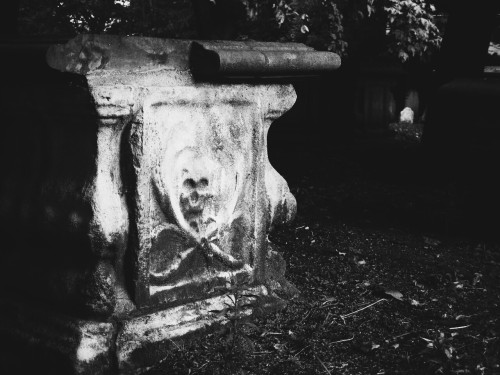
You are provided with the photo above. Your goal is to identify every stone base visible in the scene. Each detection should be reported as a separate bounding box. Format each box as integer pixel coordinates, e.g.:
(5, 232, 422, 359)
(117, 288, 265, 374)
(0, 284, 288, 374)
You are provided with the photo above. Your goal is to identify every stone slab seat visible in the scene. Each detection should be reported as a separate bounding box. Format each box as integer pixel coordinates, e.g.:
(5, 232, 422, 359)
(0, 34, 340, 374)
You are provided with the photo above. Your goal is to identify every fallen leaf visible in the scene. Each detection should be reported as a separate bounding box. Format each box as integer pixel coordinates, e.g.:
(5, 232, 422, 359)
(273, 343, 286, 351)
(444, 348, 452, 359)
(372, 285, 403, 301)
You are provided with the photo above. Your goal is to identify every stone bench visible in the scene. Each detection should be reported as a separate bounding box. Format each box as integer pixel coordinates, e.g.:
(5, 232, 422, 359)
(0, 35, 339, 374)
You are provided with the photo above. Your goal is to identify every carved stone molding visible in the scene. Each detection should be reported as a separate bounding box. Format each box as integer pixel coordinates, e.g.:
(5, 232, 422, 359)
(0, 35, 340, 373)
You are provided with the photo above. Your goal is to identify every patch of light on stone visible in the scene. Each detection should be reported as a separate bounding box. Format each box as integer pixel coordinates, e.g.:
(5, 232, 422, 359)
(91, 127, 128, 243)
(77, 345, 98, 363)
(76, 323, 113, 364)
(77, 331, 99, 362)
(149, 265, 252, 295)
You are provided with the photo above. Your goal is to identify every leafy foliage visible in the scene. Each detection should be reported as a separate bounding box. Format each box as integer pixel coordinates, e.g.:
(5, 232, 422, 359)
(18, 0, 197, 38)
(272, 0, 347, 55)
(17, 0, 443, 62)
(267, 0, 442, 61)
(211, 274, 257, 355)
(211, 274, 282, 356)
(384, 0, 442, 62)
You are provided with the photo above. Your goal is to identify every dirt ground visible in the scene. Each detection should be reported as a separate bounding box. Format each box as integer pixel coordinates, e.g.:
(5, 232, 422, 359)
(150, 130, 500, 375)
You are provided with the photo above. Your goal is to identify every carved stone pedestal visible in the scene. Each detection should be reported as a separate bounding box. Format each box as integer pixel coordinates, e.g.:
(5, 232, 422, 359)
(0, 35, 339, 374)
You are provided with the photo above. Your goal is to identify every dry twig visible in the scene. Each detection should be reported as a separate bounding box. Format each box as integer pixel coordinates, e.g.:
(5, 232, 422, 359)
(340, 298, 387, 319)
(315, 355, 331, 375)
(449, 325, 471, 330)
(293, 345, 311, 357)
(331, 335, 355, 344)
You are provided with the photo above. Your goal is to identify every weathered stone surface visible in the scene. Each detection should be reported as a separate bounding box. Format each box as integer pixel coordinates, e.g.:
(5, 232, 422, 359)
(46, 35, 340, 79)
(0, 35, 340, 373)
(126, 84, 297, 307)
(44, 35, 308, 310)
(46, 34, 191, 75)
(190, 41, 341, 77)
(116, 288, 266, 374)
(264, 246, 300, 299)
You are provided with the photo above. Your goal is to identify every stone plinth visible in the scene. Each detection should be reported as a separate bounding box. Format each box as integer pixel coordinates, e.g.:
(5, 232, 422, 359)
(0, 35, 339, 374)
